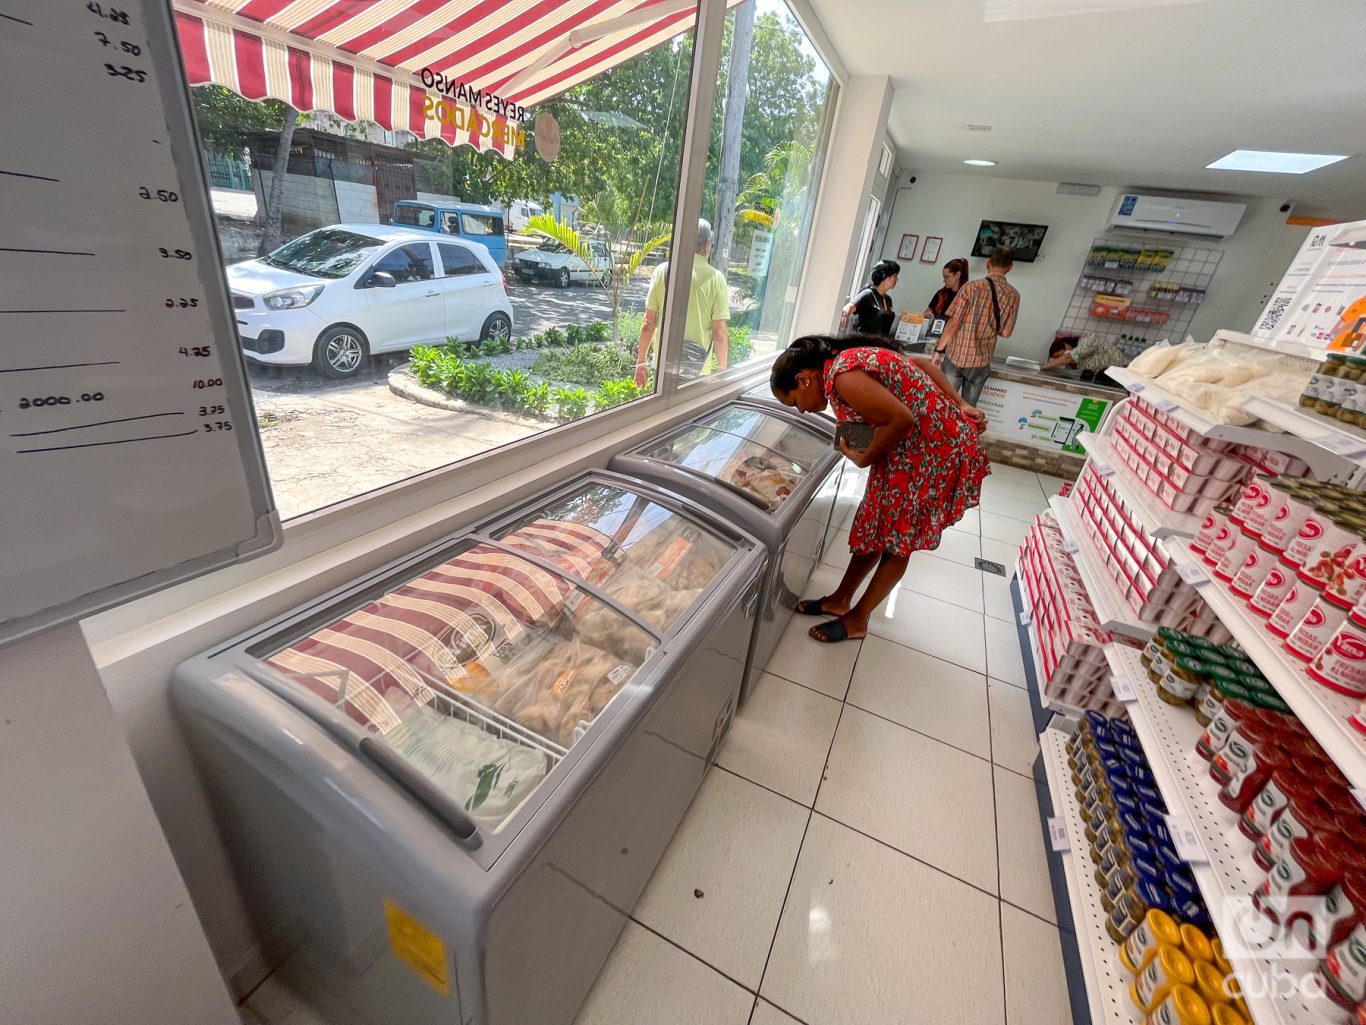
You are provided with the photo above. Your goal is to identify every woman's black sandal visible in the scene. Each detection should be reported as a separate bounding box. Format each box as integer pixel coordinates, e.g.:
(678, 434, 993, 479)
(809, 620, 851, 643)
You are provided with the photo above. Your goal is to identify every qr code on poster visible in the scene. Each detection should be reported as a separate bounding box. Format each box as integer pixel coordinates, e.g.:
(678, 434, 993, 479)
(1259, 296, 1292, 333)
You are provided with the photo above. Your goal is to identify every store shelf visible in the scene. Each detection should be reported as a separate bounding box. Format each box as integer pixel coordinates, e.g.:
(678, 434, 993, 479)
(1078, 432, 1202, 539)
(1166, 543, 1366, 792)
(1107, 368, 1355, 481)
(1241, 395, 1366, 475)
(1049, 495, 1154, 642)
(1021, 562, 1090, 719)
(1104, 645, 1332, 1025)
(1039, 728, 1142, 1025)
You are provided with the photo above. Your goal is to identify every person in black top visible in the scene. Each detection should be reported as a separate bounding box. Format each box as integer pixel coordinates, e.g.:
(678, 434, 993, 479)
(843, 259, 900, 337)
(924, 257, 969, 321)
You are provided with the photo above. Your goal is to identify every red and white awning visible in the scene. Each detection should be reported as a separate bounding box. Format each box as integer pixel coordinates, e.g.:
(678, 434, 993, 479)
(172, 0, 712, 159)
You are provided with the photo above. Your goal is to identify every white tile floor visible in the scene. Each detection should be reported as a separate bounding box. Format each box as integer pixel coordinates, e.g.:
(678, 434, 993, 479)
(239, 463, 1071, 1025)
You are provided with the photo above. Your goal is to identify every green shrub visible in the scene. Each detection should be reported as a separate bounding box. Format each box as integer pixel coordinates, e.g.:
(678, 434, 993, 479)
(594, 379, 643, 411)
(553, 387, 592, 422)
(532, 343, 635, 387)
(585, 321, 611, 343)
(617, 311, 644, 346)
(460, 362, 498, 405)
(498, 370, 531, 412)
(526, 382, 552, 417)
(541, 327, 566, 347)
(565, 323, 587, 345)
(729, 324, 753, 364)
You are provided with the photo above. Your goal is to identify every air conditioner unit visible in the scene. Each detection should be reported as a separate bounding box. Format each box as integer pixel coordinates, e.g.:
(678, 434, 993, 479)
(1108, 193, 1247, 238)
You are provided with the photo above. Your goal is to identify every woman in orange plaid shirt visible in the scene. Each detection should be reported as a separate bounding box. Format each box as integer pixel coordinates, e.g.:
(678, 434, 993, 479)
(771, 334, 989, 643)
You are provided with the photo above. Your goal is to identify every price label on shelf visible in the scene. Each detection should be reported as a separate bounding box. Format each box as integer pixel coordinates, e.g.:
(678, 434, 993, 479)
(1313, 433, 1366, 459)
(1061, 540, 1079, 555)
(1165, 814, 1208, 864)
(1019, 607, 1032, 627)
(1176, 562, 1210, 587)
(1110, 672, 1138, 703)
(1128, 383, 1146, 394)
(1150, 395, 1180, 413)
(1094, 462, 1115, 478)
(1048, 818, 1070, 852)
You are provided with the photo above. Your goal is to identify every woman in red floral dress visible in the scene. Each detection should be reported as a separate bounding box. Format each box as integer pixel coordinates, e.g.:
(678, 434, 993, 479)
(771, 334, 990, 643)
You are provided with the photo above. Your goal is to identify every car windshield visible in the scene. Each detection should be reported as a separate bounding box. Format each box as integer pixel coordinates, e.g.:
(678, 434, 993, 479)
(537, 238, 569, 254)
(265, 229, 385, 279)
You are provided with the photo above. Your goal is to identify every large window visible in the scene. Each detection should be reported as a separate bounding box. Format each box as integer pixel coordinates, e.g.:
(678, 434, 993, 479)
(185, 0, 833, 521)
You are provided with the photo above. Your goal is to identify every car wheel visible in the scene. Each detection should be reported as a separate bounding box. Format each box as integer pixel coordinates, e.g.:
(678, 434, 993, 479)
(481, 312, 512, 344)
(314, 326, 368, 380)
(557, 267, 571, 289)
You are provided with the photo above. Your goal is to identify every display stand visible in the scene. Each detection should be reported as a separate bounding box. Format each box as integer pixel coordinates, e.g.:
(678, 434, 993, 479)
(1057, 237, 1223, 362)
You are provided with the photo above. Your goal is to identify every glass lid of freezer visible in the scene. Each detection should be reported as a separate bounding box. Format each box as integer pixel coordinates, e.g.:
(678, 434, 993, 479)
(491, 481, 737, 635)
(638, 406, 827, 511)
(259, 541, 654, 835)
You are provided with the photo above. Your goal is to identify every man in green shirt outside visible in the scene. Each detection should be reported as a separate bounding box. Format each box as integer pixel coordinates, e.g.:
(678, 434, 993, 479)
(634, 219, 729, 388)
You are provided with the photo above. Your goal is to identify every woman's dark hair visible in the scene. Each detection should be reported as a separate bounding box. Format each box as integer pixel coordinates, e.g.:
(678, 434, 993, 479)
(1048, 337, 1078, 358)
(869, 259, 901, 287)
(943, 258, 969, 288)
(770, 333, 899, 395)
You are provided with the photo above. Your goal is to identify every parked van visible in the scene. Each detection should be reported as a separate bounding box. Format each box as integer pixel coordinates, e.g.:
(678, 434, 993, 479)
(391, 201, 508, 268)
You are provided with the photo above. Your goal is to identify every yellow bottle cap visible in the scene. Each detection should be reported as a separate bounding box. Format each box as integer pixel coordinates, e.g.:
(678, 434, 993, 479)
(1210, 938, 1233, 977)
(1211, 1004, 1247, 1025)
(1157, 944, 1197, 986)
(1161, 985, 1211, 1025)
(1181, 924, 1215, 964)
(1193, 961, 1231, 1006)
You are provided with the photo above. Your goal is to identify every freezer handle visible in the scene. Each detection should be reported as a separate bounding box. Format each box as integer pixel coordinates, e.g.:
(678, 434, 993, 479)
(359, 737, 483, 849)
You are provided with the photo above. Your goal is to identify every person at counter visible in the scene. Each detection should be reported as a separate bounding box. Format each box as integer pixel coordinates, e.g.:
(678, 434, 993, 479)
(770, 335, 989, 644)
(1043, 332, 1128, 385)
(841, 259, 900, 337)
(923, 257, 969, 323)
(933, 246, 1021, 405)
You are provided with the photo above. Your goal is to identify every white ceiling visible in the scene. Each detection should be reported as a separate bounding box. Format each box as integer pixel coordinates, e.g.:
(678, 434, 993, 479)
(807, 0, 1366, 217)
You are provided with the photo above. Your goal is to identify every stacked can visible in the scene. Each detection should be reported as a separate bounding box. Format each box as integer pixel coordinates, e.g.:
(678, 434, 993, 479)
(1067, 714, 1210, 945)
(1196, 477, 1366, 699)
(1120, 908, 1248, 1025)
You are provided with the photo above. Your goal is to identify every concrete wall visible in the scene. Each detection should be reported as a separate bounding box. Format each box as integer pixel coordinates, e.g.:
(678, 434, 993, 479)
(876, 172, 1316, 360)
(254, 171, 380, 233)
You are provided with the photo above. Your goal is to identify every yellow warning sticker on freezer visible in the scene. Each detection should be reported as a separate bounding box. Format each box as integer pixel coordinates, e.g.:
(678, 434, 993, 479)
(384, 899, 450, 996)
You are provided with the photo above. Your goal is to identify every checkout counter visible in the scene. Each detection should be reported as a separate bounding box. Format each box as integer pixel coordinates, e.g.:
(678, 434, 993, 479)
(975, 357, 1126, 477)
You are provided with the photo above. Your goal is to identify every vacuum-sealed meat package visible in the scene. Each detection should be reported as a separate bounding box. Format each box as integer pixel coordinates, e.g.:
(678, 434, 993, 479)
(492, 635, 641, 747)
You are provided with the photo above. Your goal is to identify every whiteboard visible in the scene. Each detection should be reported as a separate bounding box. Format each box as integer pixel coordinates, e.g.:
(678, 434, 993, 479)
(0, 0, 280, 646)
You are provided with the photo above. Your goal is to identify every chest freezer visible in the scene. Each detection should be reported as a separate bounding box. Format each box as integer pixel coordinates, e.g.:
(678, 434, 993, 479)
(171, 470, 764, 1025)
(610, 401, 841, 699)
(740, 384, 854, 568)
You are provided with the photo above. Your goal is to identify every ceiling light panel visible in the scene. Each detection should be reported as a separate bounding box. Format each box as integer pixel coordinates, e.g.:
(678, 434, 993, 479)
(1206, 150, 1349, 174)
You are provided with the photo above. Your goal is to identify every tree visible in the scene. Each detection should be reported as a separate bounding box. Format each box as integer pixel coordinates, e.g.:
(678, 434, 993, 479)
(259, 106, 299, 255)
(525, 211, 670, 346)
(711, 0, 754, 273)
(192, 85, 289, 157)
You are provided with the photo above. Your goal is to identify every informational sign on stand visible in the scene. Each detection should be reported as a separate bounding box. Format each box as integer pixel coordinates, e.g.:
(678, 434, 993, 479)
(978, 378, 1113, 455)
(0, 0, 280, 645)
(1253, 218, 1366, 353)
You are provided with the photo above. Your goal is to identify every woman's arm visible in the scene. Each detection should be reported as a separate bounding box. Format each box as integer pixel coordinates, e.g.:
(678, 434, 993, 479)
(832, 369, 915, 469)
(1043, 351, 1076, 369)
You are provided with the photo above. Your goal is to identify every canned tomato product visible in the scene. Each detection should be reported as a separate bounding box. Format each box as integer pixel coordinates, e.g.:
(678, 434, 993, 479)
(1261, 487, 1314, 553)
(1229, 478, 1271, 529)
(1283, 505, 1354, 570)
(1245, 480, 1293, 539)
(1285, 597, 1350, 662)
(1191, 509, 1225, 556)
(1229, 543, 1276, 599)
(1268, 581, 1322, 639)
(1202, 517, 1239, 570)
(1248, 562, 1295, 618)
(1308, 621, 1366, 697)
(1214, 532, 1259, 583)
(1326, 543, 1366, 609)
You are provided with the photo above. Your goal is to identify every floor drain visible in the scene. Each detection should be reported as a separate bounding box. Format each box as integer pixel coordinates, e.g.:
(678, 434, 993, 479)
(975, 558, 1006, 576)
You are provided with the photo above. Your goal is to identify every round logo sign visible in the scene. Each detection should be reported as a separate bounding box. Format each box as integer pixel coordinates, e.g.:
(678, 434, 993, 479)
(534, 112, 561, 162)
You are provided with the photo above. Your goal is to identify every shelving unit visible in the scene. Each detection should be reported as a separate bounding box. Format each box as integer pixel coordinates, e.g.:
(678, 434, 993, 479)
(1078, 432, 1202, 539)
(1049, 495, 1154, 642)
(1165, 544, 1366, 792)
(1058, 236, 1224, 363)
(1107, 368, 1357, 482)
(1039, 728, 1142, 1025)
(1242, 395, 1366, 470)
(1104, 645, 1334, 1025)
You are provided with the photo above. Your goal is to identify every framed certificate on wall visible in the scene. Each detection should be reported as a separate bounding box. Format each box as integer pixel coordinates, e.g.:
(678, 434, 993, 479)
(921, 236, 943, 263)
(897, 233, 919, 261)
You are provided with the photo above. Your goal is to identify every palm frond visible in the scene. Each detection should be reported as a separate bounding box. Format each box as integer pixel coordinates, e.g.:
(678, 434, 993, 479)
(524, 213, 609, 288)
(623, 231, 672, 277)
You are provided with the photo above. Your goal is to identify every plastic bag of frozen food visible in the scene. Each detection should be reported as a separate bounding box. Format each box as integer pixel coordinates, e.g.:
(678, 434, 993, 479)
(1128, 340, 1192, 378)
(380, 692, 550, 829)
(492, 635, 639, 747)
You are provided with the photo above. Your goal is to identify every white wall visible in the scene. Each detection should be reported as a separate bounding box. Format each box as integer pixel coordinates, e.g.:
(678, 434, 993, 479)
(878, 172, 1311, 360)
(254, 171, 380, 229)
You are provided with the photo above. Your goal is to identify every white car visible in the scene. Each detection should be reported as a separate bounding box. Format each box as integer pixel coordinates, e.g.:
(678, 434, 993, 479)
(512, 237, 611, 288)
(227, 224, 514, 379)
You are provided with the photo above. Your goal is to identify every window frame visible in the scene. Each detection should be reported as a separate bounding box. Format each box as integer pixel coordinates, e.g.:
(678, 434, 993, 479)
(437, 241, 485, 277)
(251, 0, 837, 543)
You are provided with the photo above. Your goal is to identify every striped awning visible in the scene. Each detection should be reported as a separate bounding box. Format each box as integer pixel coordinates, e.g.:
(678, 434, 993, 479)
(172, 0, 710, 159)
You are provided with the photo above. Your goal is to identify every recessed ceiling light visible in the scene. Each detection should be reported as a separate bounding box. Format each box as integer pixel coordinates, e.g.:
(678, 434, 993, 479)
(963, 158, 997, 167)
(1206, 150, 1349, 174)
(964, 124, 992, 132)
